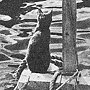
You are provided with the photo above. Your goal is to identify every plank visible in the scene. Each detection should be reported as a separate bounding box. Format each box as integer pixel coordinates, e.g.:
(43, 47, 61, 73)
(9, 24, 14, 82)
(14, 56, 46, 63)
(14, 64, 90, 90)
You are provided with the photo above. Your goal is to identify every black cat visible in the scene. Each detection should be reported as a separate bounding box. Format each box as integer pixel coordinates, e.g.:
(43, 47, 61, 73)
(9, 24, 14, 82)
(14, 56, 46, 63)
(13, 9, 52, 79)
(25, 9, 52, 73)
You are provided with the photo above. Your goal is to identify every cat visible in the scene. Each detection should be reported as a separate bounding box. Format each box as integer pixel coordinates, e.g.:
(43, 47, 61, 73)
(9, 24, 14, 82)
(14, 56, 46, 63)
(13, 9, 52, 79)
(12, 9, 63, 80)
(25, 9, 52, 73)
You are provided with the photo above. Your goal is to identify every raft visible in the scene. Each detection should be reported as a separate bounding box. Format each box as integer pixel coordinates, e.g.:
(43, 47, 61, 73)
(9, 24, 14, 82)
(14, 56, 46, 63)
(14, 63, 90, 90)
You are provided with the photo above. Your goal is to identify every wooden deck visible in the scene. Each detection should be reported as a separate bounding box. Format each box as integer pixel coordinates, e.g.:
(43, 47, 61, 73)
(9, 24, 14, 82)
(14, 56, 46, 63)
(14, 63, 90, 90)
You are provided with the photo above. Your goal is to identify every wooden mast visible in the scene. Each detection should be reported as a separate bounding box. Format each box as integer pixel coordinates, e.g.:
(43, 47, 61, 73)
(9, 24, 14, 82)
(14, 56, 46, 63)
(62, 0, 78, 72)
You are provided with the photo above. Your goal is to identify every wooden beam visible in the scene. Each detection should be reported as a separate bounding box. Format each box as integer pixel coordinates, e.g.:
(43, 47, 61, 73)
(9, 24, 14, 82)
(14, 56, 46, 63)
(62, 0, 78, 72)
(14, 68, 90, 90)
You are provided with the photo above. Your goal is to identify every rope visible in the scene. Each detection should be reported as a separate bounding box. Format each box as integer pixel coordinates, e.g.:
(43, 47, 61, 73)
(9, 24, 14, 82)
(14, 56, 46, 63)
(56, 69, 79, 90)
(49, 70, 62, 90)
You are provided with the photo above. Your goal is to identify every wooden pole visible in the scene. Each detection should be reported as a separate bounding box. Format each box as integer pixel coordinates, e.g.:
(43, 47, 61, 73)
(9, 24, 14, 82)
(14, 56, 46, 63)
(62, 0, 78, 72)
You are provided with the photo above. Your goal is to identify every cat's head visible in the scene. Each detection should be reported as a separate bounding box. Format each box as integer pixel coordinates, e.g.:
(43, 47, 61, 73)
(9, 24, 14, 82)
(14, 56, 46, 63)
(37, 9, 52, 28)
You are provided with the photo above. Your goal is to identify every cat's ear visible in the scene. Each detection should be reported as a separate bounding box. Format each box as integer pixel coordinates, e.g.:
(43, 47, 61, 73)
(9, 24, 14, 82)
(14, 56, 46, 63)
(48, 10, 52, 15)
(37, 8, 43, 15)
(45, 10, 52, 16)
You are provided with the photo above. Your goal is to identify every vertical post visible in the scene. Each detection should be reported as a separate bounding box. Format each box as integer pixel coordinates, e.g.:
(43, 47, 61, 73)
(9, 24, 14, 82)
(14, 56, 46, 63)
(62, 0, 78, 72)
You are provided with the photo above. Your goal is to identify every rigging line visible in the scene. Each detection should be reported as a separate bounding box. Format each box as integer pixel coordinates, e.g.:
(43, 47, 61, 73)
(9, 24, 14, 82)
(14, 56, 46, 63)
(56, 69, 79, 90)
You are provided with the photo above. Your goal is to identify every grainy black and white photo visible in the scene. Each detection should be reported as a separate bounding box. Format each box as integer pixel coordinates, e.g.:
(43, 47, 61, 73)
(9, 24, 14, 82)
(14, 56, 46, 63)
(0, 0, 90, 90)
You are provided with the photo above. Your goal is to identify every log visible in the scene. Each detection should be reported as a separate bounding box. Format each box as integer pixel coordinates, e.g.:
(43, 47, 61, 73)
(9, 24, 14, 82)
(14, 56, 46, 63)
(62, 0, 78, 72)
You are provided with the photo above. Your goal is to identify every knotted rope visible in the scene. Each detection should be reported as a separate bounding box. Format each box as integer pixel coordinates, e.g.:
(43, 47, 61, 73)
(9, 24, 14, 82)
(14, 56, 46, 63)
(50, 69, 81, 90)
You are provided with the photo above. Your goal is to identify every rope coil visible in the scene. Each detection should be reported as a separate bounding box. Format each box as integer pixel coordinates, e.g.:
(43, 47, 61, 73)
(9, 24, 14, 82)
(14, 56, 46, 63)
(56, 69, 79, 90)
(50, 69, 81, 90)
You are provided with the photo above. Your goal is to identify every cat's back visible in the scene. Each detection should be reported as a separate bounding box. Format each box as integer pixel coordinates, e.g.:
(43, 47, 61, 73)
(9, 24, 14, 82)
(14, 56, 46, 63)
(26, 10, 52, 73)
